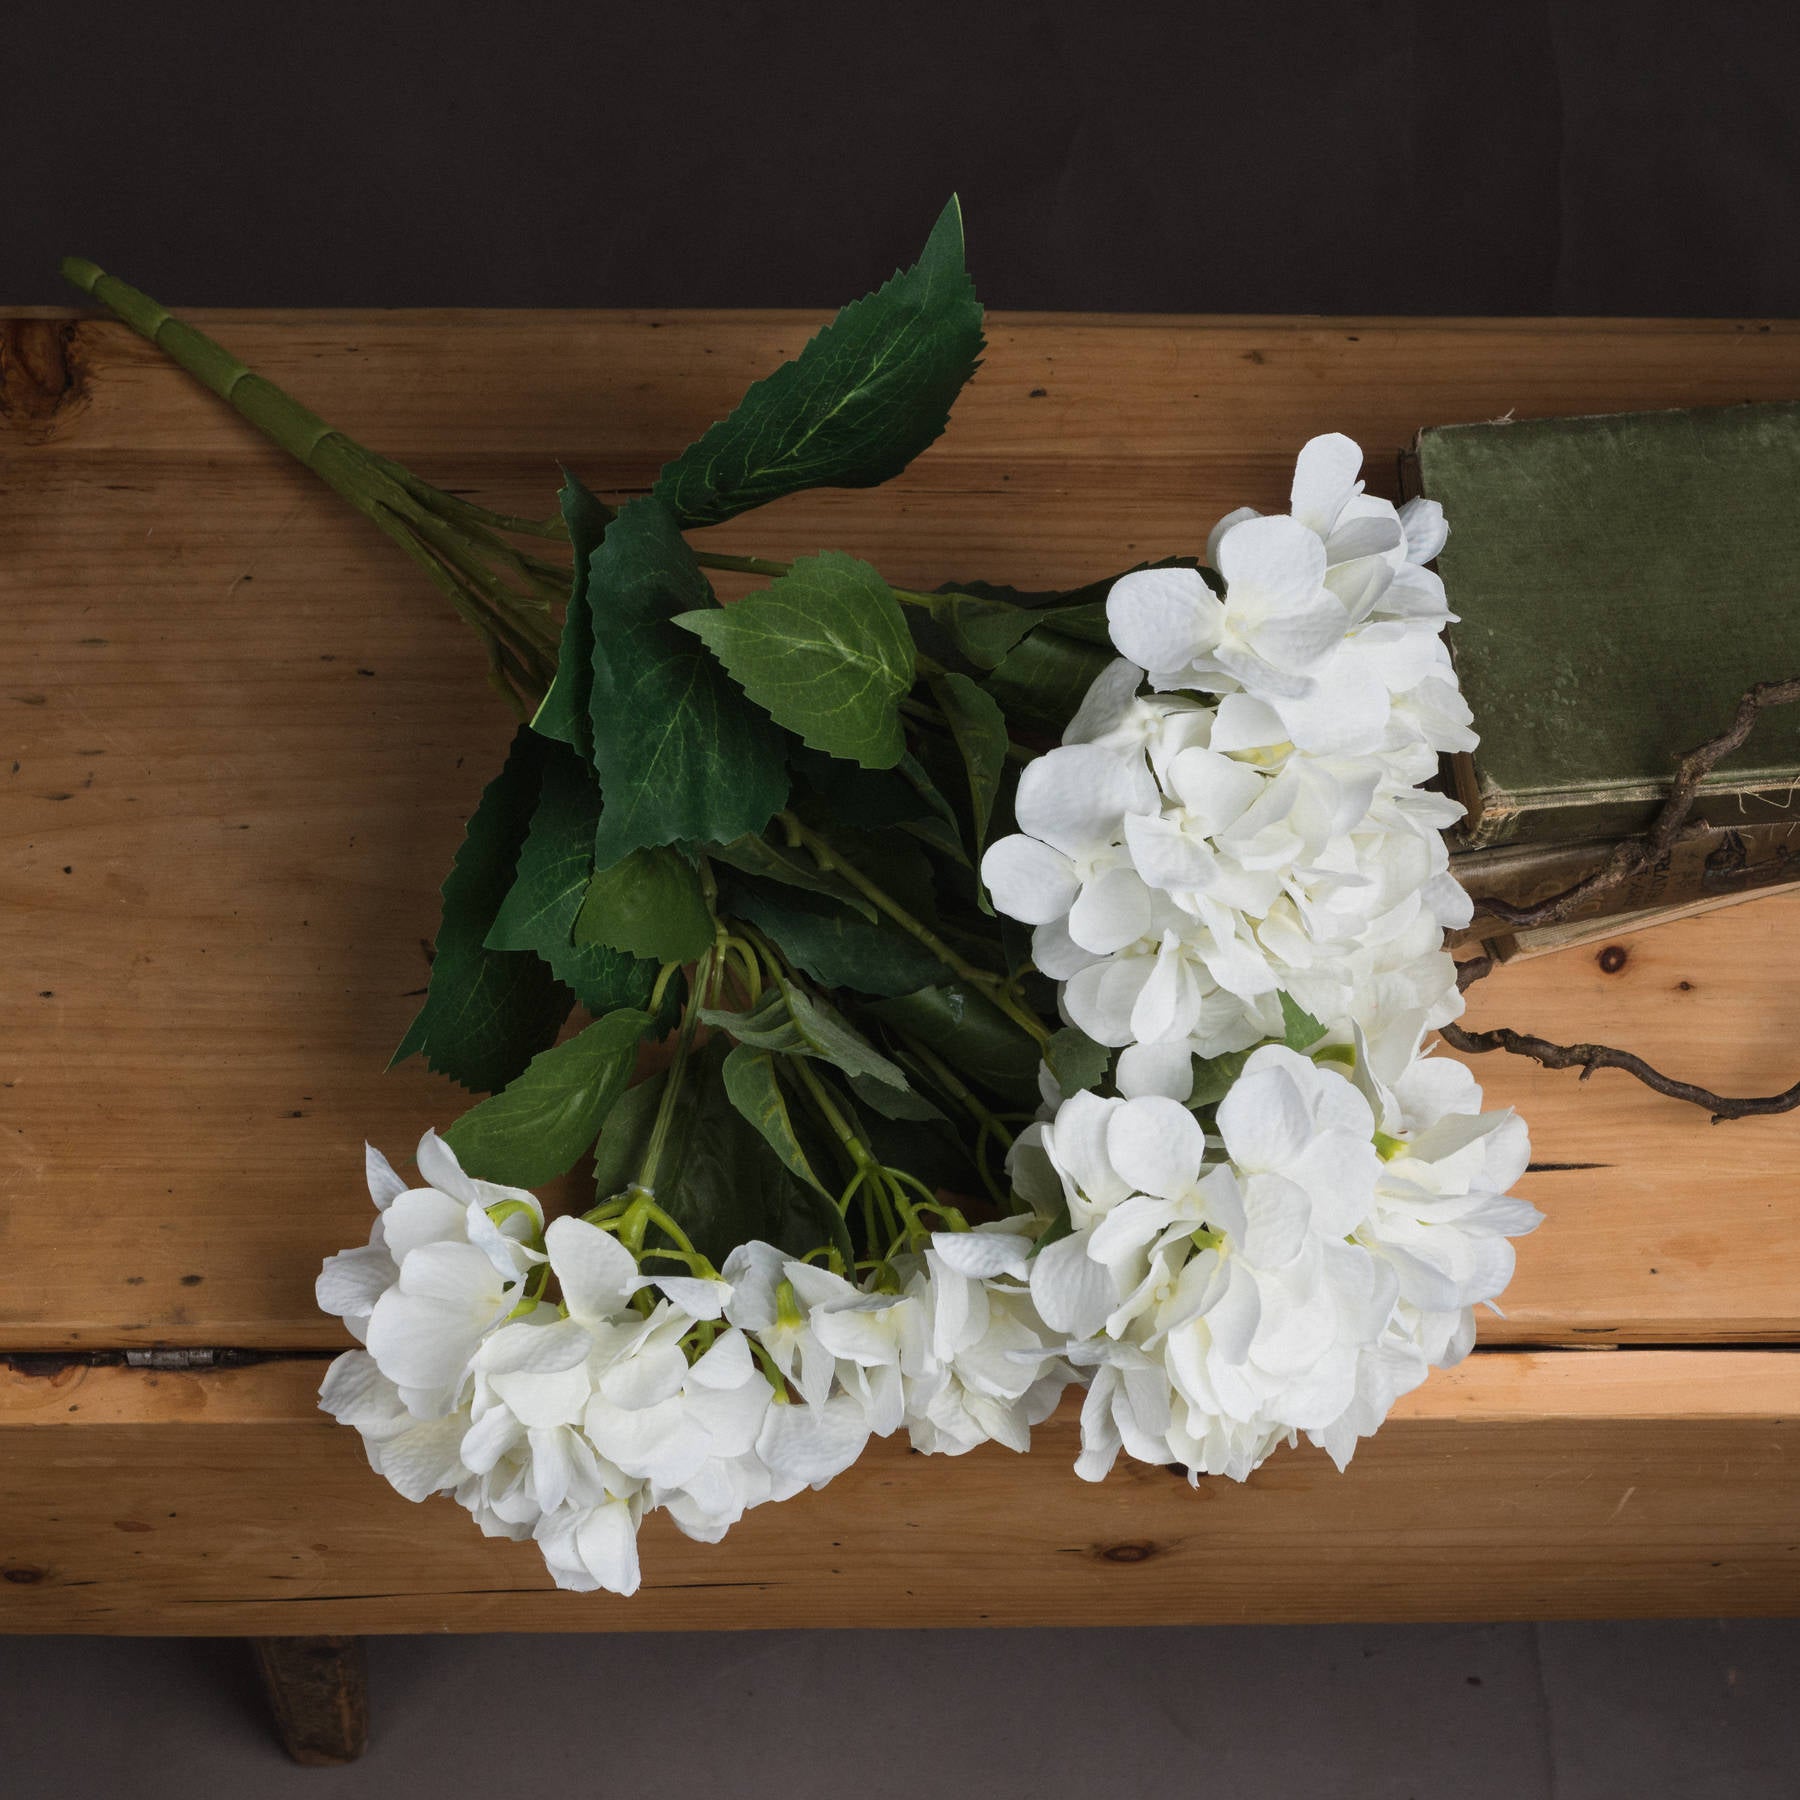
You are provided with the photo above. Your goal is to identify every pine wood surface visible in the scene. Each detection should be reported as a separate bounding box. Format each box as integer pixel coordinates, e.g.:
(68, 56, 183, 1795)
(2, 1352, 1797, 1634)
(4, 309, 1799, 1630)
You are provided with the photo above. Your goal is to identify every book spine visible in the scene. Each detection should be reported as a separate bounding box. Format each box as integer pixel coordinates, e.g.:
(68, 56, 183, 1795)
(1448, 820, 1800, 943)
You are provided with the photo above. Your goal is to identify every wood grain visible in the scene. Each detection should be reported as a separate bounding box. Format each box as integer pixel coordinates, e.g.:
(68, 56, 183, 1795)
(5, 310, 1800, 1355)
(1, 1353, 1795, 1634)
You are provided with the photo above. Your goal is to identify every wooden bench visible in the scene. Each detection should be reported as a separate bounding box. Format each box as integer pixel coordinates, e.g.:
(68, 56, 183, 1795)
(5, 308, 1798, 1758)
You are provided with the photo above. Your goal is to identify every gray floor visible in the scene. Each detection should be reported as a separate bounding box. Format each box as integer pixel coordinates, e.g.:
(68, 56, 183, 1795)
(3, 1623, 1795, 1797)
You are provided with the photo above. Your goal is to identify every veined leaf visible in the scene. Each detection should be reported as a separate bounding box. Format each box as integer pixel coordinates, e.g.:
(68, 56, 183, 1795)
(721, 1044, 833, 1198)
(591, 1070, 669, 1204)
(530, 472, 613, 759)
(979, 623, 1115, 736)
(865, 982, 1043, 1106)
(442, 1008, 651, 1186)
(728, 884, 949, 998)
(928, 672, 1008, 856)
(575, 846, 714, 964)
(654, 197, 984, 526)
(707, 832, 878, 921)
(484, 742, 663, 1019)
(674, 552, 914, 770)
(392, 728, 573, 1093)
(586, 496, 790, 867)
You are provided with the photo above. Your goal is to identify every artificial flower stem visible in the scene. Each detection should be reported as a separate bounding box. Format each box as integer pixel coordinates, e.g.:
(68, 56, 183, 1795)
(778, 813, 1051, 1049)
(59, 259, 559, 710)
(638, 949, 715, 1193)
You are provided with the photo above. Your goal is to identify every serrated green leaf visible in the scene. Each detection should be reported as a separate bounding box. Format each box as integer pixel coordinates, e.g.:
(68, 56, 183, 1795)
(392, 728, 573, 1093)
(721, 1044, 833, 1198)
(574, 846, 714, 963)
(484, 742, 663, 1019)
(586, 496, 790, 867)
(1279, 991, 1327, 1051)
(443, 1008, 651, 1186)
(933, 593, 1042, 670)
(530, 472, 613, 759)
(728, 885, 949, 998)
(706, 833, 878, 921)
(1045, 1024, 1110, 1096)
(674, 552, 914, 769)
(654, 197, 984, 527)
(865, 982, 1044, 1106)
(928, 672, 1008, 856)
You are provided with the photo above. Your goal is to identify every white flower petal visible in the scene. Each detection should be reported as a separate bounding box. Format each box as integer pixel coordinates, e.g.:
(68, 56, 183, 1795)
(1028, 1232, 1117, 1337)
(546, 1216, 643, 1323)
(1105, 1095, 1206, 1202)
(1106, 567, 1224, 677)
(1288, 433, 1364, 539)
(981, 835, 1080, 925)
(1067, 865, 1153, 954)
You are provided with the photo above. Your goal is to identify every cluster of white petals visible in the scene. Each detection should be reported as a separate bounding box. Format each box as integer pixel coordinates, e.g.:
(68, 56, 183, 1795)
(983, 435, 1539, 1485)
(319, 1137, 1072, 1594)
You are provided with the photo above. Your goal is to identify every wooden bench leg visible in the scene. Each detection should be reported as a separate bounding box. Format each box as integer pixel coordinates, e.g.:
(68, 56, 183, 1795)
(250, 1635, 369, 1765)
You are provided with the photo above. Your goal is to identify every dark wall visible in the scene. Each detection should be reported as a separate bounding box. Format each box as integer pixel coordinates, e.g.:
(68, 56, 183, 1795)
(7, 0, 1799, 313)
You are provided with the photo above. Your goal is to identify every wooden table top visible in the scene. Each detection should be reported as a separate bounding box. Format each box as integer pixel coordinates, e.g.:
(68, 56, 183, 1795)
(4, 308, 1799, 1632)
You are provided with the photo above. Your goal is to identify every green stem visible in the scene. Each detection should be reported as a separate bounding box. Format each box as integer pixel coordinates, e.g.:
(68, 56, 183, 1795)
(61, 259, 559, 712)
(639, 949, 715, 1192)
(778, 813, 1050, 1049)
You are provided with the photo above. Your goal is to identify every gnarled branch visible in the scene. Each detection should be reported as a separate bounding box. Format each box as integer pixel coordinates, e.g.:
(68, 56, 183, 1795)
(1446, 677, 1800, 1121)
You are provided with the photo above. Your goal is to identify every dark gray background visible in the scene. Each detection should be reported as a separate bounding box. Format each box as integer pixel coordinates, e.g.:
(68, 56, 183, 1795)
(5, 0, 1799, 314)
(7, 0, 1800, 1789)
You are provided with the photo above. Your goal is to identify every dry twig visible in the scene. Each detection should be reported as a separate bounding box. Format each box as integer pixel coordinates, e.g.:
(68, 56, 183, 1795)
(1444, 677, 1800, 1122)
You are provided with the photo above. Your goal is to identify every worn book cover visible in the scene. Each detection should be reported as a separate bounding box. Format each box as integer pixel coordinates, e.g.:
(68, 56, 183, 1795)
(1412, 401, 1800, 848)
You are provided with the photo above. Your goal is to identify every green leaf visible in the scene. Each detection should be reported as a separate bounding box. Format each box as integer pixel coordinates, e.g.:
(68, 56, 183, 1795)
(728, 886, 949, 999)
(1045, 1025, 1110, 1096)
(641, 1042, 850, 1266)
(443, 1008, 650, 1186)
(721, 1044, 833, 1197)
(586, 496, 790, 867)
(530, 472, 613, 759)
(1279, 992, 1327, 1051)
(865, 982, 1043, 1106)
(847, 1069, 946, 1123)
(574, 846, 714, 963)
(979, 623, 1115, 736)
(928, 672, 1008, 855)
(591, 1070, 668, 1203)
(654, 197, 984, 527)
(392, 728, 574, 1093)
(484, 743, 663, 1018)
(702, 984, 910, 1092)
(933, 593, 1043, 670)
(674, 552, 914, 769)
(1189, 1047, 1257, 1107)
(706, 833, 878, 922)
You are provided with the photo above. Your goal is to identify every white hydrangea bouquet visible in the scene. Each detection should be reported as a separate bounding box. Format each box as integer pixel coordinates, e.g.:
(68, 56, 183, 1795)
(67, 202, 1535, 1597)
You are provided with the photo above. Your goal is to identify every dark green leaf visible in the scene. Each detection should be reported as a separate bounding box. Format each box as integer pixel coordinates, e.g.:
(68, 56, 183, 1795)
(674, 552, 914, 769)
(529, 472, 613, 759)
(392, 728, 573, 1093)
(591, 1070, 668, 1203)
(654, 197, 984, 527)
(442, 1008, 651, 1186)
(1279, 992, 1327, 1051)
(586, 496, 790, 867)
(928, 672, 1008, 855)
(647, 1042, 850, 1266)
(728, 885, 949, 997)
(865, 982, 1044, 1106)
(1045, 1024, 1110, 1096)
(1189, 1047, 1258, 1107)
(790, 748, 935, 831)
(979, 623, 1115, 736)
(848, 1069, 946, 1122)
(484, 743, 663, 1018)
(721, 1044, 833, 1198)
(702, 984, 910, 1091)
(574, 846, 714, 963)
(933, 593, 1042, 670)
(706, 833, 878, 921)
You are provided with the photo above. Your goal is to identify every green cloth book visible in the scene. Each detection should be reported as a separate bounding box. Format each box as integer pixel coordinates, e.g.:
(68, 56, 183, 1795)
(1414, 401, 1800, 848)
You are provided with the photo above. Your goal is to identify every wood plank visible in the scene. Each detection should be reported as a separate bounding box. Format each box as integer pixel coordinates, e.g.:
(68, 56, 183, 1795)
(2, 1353, 1795, 1633)
(6, 312, 1800, 1350)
